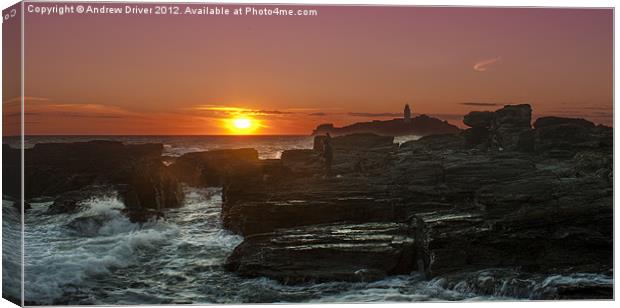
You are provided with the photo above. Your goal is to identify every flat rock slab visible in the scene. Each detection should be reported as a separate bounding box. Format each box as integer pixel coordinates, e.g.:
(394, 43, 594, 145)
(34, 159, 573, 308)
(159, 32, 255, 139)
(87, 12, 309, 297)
(226, 222, 417, 284)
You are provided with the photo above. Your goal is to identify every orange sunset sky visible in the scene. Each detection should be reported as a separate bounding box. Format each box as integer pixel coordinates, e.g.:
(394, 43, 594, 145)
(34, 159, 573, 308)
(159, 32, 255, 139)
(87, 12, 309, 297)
(4, 4, 614, 135)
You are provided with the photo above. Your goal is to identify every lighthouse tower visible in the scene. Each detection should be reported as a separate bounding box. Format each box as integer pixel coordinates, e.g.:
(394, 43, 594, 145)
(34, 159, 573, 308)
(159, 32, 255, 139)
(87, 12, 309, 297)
(404, 104, 412, 123)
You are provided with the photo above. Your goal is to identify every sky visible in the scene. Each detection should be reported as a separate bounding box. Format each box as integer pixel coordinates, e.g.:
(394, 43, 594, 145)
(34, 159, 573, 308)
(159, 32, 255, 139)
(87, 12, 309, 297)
(9, 4, 614, 135)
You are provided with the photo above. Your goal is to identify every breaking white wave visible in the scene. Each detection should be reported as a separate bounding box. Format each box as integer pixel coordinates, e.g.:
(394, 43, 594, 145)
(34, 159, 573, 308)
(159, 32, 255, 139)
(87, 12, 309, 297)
(23, 195, 180, 304)
(393, 135, 422, 145)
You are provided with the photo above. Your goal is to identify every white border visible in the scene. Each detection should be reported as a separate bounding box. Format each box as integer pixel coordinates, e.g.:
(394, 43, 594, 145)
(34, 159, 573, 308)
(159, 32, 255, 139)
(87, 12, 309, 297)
(0, 1, 617, 308)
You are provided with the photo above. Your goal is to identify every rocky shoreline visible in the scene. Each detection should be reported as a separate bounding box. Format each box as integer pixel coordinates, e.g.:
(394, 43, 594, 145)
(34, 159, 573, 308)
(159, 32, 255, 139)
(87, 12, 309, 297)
(3, 104, 613, 300)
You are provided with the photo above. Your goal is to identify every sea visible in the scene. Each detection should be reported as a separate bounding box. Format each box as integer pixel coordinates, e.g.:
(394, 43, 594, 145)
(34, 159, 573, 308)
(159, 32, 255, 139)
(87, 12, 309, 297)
(2, 135, 613, 304)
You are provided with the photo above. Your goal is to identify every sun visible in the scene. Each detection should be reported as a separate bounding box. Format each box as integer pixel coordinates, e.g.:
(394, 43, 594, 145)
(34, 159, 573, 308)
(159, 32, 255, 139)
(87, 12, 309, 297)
(233, 118, 252, 129)
(226, 117, 259, 134)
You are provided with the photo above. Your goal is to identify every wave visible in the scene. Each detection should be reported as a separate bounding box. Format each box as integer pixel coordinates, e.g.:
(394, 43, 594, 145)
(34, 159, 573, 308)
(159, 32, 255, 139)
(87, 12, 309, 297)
(23, 195, 179, 304)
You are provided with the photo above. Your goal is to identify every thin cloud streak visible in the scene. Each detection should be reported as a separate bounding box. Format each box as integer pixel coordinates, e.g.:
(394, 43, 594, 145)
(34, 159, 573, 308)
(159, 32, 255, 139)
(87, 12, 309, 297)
(473, 56, 502, 72)
(191, 105, 294, 117)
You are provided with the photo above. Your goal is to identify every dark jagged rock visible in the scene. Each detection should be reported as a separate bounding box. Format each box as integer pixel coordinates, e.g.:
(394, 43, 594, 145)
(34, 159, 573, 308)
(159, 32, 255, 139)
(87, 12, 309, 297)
(117, 158, 184, 211)
(460, 105, 612, 158)
(169, 148, 261, 187)
(533, 120, 611, 158)
(533, 116, 596, 129)
(490, 104, 532, 150)
(399, 134, 464, 153)
(9, 141, 184, 215)
(572, 151, 612, 178)
(462, 127, 490, 148)
(462, 104, 532, 150)
(280, 149, 323, 175)
(312, 115, 460, 137)
(463, 111, 494, 128)
(19, 141, 163, 198)
(492, 104, 532, 128)
(314, 133, 395, 151)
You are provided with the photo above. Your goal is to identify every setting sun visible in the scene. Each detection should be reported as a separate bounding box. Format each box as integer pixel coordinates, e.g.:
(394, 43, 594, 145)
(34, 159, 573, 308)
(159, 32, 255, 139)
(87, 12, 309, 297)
(226, 117, 260, 134)
(233, 118, 252, 129)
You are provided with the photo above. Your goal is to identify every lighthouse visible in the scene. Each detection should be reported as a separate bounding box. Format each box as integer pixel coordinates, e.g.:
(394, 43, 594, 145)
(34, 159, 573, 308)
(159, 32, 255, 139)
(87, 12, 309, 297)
(404, 104, 412, 123)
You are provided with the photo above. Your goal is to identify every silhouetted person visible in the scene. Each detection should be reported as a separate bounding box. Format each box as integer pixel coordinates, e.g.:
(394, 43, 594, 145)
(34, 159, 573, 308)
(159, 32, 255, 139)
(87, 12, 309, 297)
(323, 133, 333, 176)
(354, 154, 366, 175)
(490, 132, 504, 151)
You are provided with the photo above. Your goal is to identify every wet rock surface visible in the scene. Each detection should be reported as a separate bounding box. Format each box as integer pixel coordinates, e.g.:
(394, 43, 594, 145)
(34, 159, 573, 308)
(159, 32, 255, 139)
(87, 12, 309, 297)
(225, 222, 416, 283)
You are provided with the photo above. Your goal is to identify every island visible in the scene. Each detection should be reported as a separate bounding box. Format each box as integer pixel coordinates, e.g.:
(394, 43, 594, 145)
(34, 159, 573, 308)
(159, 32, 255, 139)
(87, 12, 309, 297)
(312, 104, 461, 136)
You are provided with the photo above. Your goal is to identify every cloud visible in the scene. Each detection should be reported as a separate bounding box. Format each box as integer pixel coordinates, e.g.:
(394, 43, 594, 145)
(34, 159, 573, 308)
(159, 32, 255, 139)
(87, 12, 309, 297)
(24, 102, 141, 120)
(255, 110, 294, 115)
(348, 112, 401, 118)
(460, 102, 501, 107)
(309, 112, 328, 116)
(189, 105, 295, 119)
(28, 112, 125, 119)
(473, 56, 501, 72)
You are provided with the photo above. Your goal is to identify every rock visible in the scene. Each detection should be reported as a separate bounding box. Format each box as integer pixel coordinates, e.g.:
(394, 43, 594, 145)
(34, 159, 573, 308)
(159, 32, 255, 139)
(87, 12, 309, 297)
(463, 111, 494, 128)
(516, 129, 536, 152)
(280, 149, 323, 175)
(11, 141, 185, 220)
(48, 185, 114, 214)
(533, 122, 611, 158)
(225, 222, 417, 283)
(462, 127, 489, 148)
(66, 215, 109, 236)
(533, 116, 595, 129)
(121, 208, 165, 223)
(459, 105, 533, 151)
(222, 176, 406, 236)
(490, 104, 532, 150)
(328, 133, 395, 150)
(118, 158, 184, 210)
(443, 155, 537, 192)
(492, 104, 532, 128)
(21, 141, 163, 198)
(572, 151, 612, 178)
(399, 134, 464, 152)
(169, 148, 261, 187)
(301, 134, 398, 175)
